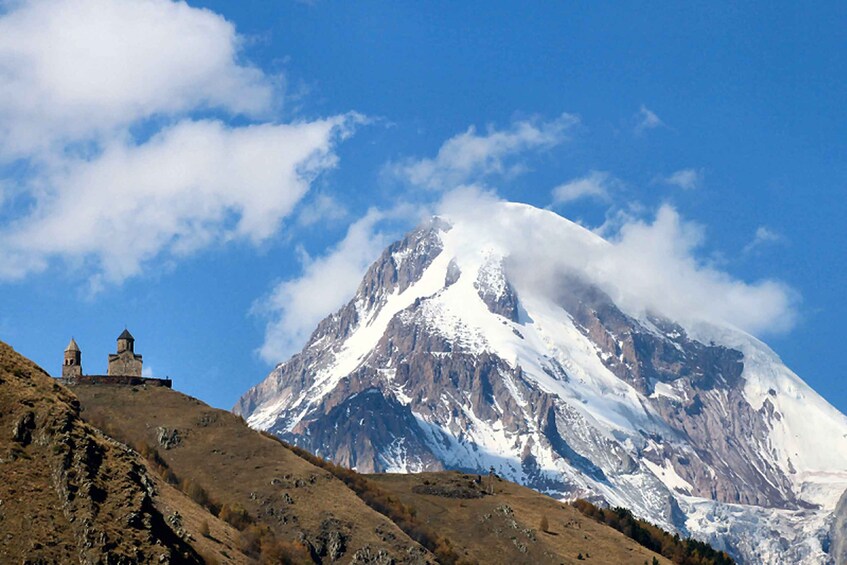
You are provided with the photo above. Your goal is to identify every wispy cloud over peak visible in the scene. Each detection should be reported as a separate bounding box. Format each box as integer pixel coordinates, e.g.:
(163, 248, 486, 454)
(551, 170, 618, 205)
(256, 203, 419, 362)
(386, 114, 579, 191)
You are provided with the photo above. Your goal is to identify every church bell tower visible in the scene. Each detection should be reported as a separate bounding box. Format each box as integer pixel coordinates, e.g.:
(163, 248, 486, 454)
(62, 338, 82, 379)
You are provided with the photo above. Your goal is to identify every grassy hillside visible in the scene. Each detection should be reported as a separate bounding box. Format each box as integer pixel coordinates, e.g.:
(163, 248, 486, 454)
(73, 382, 434, 564)
(0, 340, 247, 563)
(73, 381, 680, 564)
(1, 336, 727, 564)
(366, 472, 673, 565)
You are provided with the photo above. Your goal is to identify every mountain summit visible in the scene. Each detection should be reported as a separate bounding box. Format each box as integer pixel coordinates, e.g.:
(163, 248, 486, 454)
(236, 201, 847, 564)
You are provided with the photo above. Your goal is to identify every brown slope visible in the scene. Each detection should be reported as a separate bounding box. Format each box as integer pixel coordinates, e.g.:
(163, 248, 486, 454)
(0, 340, 234, 564)
(69, 378, 718, 565)
(72, 382, 434, 564)
(367, 472, 671, 565)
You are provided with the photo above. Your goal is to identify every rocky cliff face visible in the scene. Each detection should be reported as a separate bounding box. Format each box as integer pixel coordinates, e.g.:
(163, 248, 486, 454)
(236, 203, 847, 564)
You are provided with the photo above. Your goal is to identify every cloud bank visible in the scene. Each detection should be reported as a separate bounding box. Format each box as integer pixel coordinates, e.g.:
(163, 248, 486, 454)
(438, 189, 797, 338)
(0, 0, 273, 157)
(2, 117, 357, 284)
(599, 206, 795, 335)
(0, 0, 356, 284)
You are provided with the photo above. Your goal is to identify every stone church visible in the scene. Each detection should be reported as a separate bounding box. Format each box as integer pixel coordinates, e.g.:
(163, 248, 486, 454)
(61, 330, 170, 387)
(107, 329, 143, 377)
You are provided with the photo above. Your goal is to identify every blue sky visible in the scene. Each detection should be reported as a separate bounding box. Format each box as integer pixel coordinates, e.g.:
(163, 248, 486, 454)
(0, 0, 844, 412)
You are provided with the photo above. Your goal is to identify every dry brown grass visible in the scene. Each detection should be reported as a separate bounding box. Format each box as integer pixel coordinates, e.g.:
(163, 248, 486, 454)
(72, 383, 434, 563)
(368, 472, 674, 565)
(153, 475, 250, 564)
(0, 341, 213, 563)
(70, 379, 693, 564)
(0, 338, 717, 565)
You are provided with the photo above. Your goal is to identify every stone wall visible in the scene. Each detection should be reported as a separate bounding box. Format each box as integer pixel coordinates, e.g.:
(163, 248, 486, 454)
(60, 375, 172, 388)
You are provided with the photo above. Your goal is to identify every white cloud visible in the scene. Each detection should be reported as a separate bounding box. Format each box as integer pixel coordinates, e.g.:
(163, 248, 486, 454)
(660, 168, 703, 190)
(600, 207, 795, 334)
(257, 204, 419, 362)
(438, 193, 797, 338)
(0, 0, 363, 285)
(387, 114, 578, 190)
(0, 0, 274, 158)
(551, 170, 617, 204)
(743, 226, 782, 254)
(635, 105, 664, 133)
(0, 115, 359, 283)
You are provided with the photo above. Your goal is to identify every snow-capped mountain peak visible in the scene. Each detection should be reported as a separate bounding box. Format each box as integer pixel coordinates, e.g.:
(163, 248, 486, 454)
(236, 201, 847, 564)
